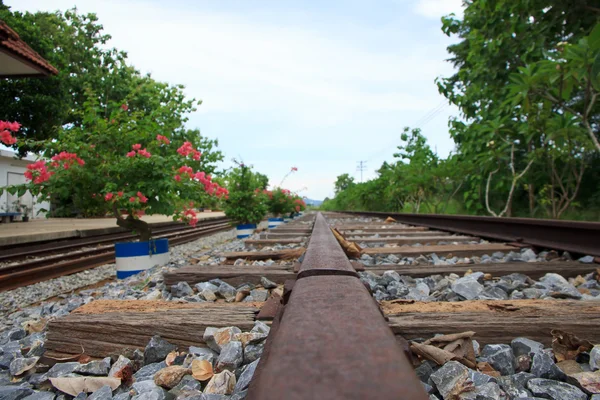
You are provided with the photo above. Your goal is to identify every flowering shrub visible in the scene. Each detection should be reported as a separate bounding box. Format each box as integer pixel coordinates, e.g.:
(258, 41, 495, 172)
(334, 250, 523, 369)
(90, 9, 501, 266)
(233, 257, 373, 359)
(265, 187, 295, 217)
(0, 121, 19, 145)
(223, 162, 268, 225)
(292, 195, 307, 213)
(6, 96, 227, 241)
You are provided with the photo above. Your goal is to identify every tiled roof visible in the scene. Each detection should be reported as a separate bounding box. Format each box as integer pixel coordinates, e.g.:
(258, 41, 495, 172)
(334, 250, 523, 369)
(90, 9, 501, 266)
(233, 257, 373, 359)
(0, 19, 58, 76)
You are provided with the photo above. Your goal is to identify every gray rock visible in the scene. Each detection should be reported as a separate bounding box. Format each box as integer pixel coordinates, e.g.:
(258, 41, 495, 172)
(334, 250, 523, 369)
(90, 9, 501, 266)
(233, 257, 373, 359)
(451, 276, 484, 300)
(480, 344, 515, 376)
(249, 290, 268, 302)
(0, 386, 34, 400)
(530, 352, 566, 381)
(251, 321, 270, 335)
(112, 394, 130, 400)
(133, 362, 167, 382)
(469, 370, 496, 386)
(260, 277, 277, 289)
(243, 343, 263, 364)
(415, 362, 435, 383)
(131, 388, 171, 400)
(74, 358, 111, 376)
(478, 286, 508, 300)
(511, 338, 544, 358)
(498, 375, 533, 399)
(187, 347, 218, 364)
(386, 281, 409, 298)
(217, 283, 237, 300)
(9, 357, 39, 376)
(144, 336, 177, 364)
(88, 385, 113, 400)
(230, 390, 247, 400)
(22, 392, 56, 400)
(216, 341, 243, 372)
(527, 378, 586, 400)
(171, 282, 194, 298)
(521, 249, 537, 262)
(7, 329, 27, 342)
(459, 382, 501, 400)
(47, 362, 79, 378)
(234, 358, 259, 393)
(579, 255, 595, 264)
(590, 345, 600, 371)
(194, 282, 219, 293)
(429, 361, 469, 399)
(168, 375, 202, 397)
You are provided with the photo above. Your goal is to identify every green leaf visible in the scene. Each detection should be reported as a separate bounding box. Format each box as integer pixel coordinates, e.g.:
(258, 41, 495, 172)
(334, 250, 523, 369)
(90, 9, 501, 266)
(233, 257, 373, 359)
(6, 186, 17, 196)
(589, 23, 600, 51)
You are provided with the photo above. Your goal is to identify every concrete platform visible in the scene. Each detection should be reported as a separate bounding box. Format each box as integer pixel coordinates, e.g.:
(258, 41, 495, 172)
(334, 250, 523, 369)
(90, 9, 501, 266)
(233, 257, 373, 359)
(0, 212, 225, 246)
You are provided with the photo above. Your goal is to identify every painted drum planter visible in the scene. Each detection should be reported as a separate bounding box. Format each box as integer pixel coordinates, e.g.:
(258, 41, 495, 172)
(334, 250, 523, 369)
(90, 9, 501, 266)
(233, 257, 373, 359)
(236, 223, 257, 239)
(268, 217, 284, 228)
(115, 238, 169, 279)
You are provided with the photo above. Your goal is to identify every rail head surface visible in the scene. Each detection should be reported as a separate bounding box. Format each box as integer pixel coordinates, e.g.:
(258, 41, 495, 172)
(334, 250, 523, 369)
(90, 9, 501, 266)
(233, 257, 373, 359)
(247, 212, 427, 400)
(340, 211, 600, 257)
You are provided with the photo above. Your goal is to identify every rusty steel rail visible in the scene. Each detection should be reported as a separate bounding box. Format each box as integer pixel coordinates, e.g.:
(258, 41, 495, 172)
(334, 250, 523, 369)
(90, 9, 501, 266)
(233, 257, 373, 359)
(0, 216, 230, 262)
(247, 213, 427, 400)
(340, 211, 600, 257)
(0, 220, 232, 292)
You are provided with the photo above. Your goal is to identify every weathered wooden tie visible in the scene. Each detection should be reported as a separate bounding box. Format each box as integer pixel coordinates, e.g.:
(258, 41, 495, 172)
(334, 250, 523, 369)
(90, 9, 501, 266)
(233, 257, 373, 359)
(384, 300, 600, 346)
(363, 243, 518, 257)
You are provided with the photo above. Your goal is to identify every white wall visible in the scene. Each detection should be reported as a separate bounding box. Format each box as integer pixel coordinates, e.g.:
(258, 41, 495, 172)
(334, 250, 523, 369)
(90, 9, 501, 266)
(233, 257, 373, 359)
(0, 150, 50, 218)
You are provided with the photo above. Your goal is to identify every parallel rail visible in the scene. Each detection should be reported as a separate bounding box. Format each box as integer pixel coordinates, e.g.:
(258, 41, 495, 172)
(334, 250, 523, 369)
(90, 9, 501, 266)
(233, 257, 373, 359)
(0, 218, 232, 292)
(340, 211, 600, 257)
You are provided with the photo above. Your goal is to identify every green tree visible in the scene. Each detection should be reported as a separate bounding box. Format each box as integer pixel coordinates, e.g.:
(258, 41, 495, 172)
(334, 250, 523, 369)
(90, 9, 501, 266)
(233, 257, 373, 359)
(334, 173, 355, 194)
(437, 0, 599, 217)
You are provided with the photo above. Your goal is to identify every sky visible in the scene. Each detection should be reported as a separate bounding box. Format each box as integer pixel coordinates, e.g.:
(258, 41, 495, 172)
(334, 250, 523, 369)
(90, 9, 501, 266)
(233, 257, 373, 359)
(9, 0, 464, 200)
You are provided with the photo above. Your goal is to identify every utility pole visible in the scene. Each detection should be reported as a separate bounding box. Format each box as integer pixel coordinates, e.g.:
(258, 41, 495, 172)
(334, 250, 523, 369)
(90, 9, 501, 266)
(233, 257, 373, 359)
(356, 160, 367, 183)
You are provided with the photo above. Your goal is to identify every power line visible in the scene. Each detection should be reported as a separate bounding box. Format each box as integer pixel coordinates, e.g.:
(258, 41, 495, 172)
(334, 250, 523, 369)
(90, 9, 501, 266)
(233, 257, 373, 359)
(356, 160, 367, 183)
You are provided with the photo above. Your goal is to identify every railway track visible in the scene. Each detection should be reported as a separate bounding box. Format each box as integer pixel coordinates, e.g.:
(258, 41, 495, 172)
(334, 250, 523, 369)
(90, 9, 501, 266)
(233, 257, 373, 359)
(10, 211, 600, 399)
(0, 217, 232, 291)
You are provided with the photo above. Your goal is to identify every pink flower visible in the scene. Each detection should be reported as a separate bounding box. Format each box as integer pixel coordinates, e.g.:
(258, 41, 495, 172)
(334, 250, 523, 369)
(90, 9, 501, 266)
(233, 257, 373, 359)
(129, 197, 136, 203)
(192, 150, 201, 161)
(137, 192, 148, 203)
(0, 130, 17, 145)
(117, 191, 124, 197)
(105, 193, 114, 201)
(174, 175, 181, 182)
(156, 135, 170, 145)
(121, 104, 128, 111)
(138, 149, 151, 158)
(291, 166, 298, 172)
(0, 121, 21, 132)
(194, 171, 205, 181)
(177, 141, 194, 157)
(132, 144, 142, 151)
(126, 151, 136, 157)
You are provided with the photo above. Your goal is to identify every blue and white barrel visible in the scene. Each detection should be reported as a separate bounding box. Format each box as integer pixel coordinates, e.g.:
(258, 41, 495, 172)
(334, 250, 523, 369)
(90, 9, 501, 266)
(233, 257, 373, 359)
(115, 238, 169, 279)
(236, 223, 256, 239)
(268, 217, 284, 228)
(283, 217, 292, 223)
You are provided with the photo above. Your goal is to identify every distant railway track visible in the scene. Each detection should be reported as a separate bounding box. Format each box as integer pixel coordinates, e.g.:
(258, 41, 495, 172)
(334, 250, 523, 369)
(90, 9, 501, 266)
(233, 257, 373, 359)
(0, 217, 232, 292)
